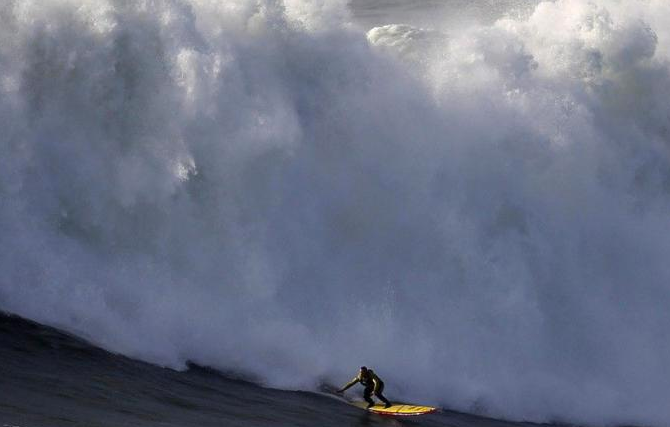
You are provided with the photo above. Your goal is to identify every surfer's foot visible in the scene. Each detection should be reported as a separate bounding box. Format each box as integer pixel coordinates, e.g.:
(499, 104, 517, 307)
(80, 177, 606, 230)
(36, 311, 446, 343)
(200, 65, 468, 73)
(366, 403, 374, 409)
(384, 402, 392, 408)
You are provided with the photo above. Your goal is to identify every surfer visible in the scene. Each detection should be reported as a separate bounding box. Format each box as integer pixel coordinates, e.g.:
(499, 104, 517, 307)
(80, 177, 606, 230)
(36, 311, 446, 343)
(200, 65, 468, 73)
(337, 366, 392, 408)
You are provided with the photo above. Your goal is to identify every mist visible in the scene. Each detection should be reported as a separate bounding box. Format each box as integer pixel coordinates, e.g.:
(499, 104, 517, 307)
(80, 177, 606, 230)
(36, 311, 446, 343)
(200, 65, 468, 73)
(1, 1, 670, 425)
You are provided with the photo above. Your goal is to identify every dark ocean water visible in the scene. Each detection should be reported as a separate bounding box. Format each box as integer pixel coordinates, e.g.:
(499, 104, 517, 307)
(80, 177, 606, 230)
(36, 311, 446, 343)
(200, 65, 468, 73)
(0, 313, 543, 427)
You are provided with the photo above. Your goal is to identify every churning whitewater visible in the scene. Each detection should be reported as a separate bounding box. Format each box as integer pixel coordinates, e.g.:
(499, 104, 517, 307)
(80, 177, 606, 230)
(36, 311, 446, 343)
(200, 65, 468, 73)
(1, 1, 670, 426)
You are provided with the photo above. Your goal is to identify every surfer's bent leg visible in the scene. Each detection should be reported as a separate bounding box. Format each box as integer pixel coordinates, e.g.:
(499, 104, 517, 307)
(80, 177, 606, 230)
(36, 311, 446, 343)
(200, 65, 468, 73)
(363, 385, 375, 408)
(375, 382, 391, 407)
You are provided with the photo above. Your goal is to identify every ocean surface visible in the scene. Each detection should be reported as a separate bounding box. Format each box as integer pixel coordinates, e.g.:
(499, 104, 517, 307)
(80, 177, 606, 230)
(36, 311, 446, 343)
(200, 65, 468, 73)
(1, 0, 670, 426)
(0, 312, 538, 427)
(348, 0, 540, 28)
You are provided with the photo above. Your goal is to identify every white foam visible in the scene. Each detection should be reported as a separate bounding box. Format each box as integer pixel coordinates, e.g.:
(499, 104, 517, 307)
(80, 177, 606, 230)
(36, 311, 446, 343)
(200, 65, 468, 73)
(1, 1, 670, 425)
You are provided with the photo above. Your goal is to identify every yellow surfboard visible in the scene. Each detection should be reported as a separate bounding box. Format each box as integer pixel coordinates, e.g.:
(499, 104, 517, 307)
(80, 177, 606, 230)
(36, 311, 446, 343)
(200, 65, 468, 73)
(351, 401, 438, 416)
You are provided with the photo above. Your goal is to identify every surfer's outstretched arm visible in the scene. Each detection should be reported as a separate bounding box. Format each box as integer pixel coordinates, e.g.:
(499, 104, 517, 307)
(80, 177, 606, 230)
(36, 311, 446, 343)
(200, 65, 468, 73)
(337, 377, 359, 393)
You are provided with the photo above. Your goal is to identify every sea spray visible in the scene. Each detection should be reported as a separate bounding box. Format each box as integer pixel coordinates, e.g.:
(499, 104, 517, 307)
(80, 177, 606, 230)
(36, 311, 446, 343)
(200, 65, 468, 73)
(1, 1, 670, 425)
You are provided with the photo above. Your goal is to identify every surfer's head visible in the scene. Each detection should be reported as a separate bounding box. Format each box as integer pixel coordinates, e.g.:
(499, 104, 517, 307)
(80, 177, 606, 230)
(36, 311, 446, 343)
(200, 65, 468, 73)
(360, 366, 368, 373)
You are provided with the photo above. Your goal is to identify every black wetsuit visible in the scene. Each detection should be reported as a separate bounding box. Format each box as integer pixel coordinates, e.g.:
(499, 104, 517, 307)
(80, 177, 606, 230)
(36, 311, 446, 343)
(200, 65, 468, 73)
(341, 369, 391, 407)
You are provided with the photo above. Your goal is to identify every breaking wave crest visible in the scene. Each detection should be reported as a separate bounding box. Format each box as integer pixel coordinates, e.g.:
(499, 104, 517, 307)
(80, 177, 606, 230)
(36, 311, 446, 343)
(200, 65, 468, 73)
(1, 1, 670, 425)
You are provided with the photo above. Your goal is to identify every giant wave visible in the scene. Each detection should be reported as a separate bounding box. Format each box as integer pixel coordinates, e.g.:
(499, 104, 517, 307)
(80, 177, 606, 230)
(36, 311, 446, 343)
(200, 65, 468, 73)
(1, 1, 670, 426)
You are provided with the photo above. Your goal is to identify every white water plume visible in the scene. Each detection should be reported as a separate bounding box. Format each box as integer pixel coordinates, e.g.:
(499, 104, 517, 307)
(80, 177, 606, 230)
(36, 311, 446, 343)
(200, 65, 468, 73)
(1, 1, 670, 425)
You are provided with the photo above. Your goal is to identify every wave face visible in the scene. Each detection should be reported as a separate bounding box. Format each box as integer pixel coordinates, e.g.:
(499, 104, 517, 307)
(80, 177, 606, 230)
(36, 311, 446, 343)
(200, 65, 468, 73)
(1, 1, 670, 425)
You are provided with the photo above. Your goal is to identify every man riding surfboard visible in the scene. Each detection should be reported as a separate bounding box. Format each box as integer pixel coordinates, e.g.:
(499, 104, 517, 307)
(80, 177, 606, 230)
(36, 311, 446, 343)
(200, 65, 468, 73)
(337, 366, 392, 408)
